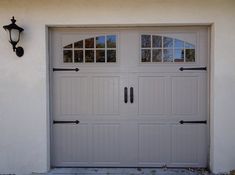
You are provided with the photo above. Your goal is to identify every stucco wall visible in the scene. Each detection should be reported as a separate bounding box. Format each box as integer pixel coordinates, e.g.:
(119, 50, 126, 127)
(0, 0, 234, 174)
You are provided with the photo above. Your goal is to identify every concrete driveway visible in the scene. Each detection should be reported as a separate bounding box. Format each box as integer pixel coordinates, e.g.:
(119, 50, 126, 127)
(34, 168, 226, 175)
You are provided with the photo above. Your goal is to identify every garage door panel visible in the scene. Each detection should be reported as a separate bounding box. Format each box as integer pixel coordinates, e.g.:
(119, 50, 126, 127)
(92, 123, 120, 164)
(59, 76, 90, 115)
(138, 124, 171, 164)
(172, 76, 199, 115)
(92, 77, 120, 115)
(139, 77, 167, 115)
(171, 124, 207, 165)
(53, 124, 89, 165)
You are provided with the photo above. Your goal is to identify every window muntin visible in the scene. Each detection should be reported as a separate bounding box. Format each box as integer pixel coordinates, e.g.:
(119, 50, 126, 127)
(63, 35, 117, 63)
(141, 35, 196, 63)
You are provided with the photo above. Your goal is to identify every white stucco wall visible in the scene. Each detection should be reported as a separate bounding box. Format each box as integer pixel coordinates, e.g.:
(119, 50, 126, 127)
(0, 0, 234, 174)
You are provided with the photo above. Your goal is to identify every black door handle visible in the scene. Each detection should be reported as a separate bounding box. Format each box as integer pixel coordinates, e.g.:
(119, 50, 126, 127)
(124, 87, 128, 103)
(130, 87, 134, 103)
(53, 120, 80, 124)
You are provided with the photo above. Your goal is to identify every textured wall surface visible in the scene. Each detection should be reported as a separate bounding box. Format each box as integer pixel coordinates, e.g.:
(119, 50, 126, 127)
(0, 0, 235, 174)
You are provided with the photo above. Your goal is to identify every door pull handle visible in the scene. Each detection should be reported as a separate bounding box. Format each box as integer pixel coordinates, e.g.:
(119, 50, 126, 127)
(130, 87, 134, 103)
(124, 87, 128, 103)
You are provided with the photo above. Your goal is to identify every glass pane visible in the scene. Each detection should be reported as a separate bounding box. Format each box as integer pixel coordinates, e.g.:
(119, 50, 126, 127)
(141, 49, 151, 62)
(152, 49, 162, 62)
(163, 37, 173, 48)
(185, 42, 195, 49)
(63, 50, 73, 63)
(85, 50, 94, 62)
(152, 35, 162, 48)
(107, 50, 116, 62)
(186, 49, 195, 62)
(74, 50, 83, 63)
(96, 50, 105, 62)
(107, 35, 116, 48)
(174, 39, 184, 48)
(141, 35, 151, 48)
(96, 36, 105, 48)
(64, 44, 72, 49)
(163, 49, 173, 62)
(174, 49, 184, 62)
(85, 38, 94, 48)
(74, 40, 83, 48)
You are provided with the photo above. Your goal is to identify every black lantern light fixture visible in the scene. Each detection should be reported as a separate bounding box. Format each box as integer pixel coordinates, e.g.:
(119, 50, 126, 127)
(3, 16, 24, 57)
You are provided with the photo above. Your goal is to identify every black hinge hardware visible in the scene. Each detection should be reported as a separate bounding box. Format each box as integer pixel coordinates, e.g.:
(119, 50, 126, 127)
(53, 120, 80, 124)
(179, 67, 207, 71)
(53, 68, 79, 72)
(179, 120, 207, 124)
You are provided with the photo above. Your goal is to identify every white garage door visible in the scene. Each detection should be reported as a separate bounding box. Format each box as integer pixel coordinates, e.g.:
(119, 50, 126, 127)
(50, 27, 209, 167)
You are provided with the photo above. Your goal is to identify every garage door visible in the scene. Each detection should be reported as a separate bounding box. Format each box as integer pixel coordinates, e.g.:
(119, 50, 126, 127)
(50, 27, 209, 167)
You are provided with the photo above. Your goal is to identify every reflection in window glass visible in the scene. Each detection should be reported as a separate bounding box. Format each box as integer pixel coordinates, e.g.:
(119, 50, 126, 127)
(186, 49, 195, 62)
(141, 49, 151, 62)
(107, 35, 116, 48)
(152, 35, 162, 48)
(74, 50, 83, 63)
(185, 42, 195, 49)
(64, 44, 73, 49)
(85, 38, 94, 48)
(152, 49, 162, 62)
(96, 50, 105, 62)
(85, 50, 94, 62)
(63, 35, 117, 64)
(63, 50, 73, 63)
(174, 39, 184, 48)
(96, 36, 105, 48)
(163, 49, 173, 62)
(163, 37, 173, 48)
(74, 41, 83, 48)
(107, 50, 116, 62)
(174, 49, 184, 62)
(141, 35, 151, 48)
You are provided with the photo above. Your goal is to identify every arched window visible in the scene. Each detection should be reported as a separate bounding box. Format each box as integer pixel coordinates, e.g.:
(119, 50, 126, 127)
(63, 35, 117, 63)
(141, 35, 195, 63)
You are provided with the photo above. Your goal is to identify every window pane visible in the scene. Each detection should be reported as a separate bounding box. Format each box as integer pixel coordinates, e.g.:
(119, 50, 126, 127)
(174, 49, 184, 62)
(141, 35, 151, 48)
(107, 50, 116, 62)
(74, 40, 83, 48)
(74, 50, 83, 63)
(152, 49, 162, 62)
(163, 37, 173, 48)
(85, 38, 94, 48)
(163, 49, 173, 62)
(186, 49, 195, 62)
(152, 35, 162, 48)
(64, 44, 72, 49)
(141, 49, 151, 62)
(174, 39, 184, 48)
(96, 36, 105, 48)
(185, 42, 195, 49)
(85, 50, 94, 62)
(107, 35, 116, 48)
(96, 50, 105, 62)
(63, 50, 72, 63)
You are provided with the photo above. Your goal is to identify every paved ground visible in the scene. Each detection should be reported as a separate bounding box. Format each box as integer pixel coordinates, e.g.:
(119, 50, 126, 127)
(34, 168, 227, 175)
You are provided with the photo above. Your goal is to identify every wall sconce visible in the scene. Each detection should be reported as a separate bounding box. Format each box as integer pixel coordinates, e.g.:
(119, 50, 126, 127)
(3, 16, 24, 57)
